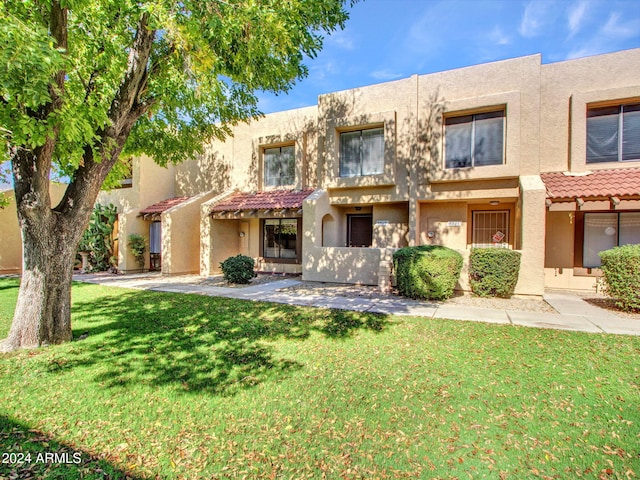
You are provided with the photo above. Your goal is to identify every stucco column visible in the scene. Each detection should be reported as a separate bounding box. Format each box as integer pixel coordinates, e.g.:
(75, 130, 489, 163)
(517, 175, 547, 295)
(200, 206, 213, 277)
(117, 211, 150, 273)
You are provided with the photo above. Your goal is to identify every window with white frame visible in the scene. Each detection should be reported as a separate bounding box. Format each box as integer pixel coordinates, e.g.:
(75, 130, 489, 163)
(339, 127, 384, 177)
(472, 210, 510, 247)
(264, 145, 295, 187)
(587, 103, 640, 164)
(445, 110, 505, 168)
(583, 212, 640, 267)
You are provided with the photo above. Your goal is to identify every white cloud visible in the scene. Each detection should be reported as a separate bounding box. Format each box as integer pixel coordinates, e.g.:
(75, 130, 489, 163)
(567, 0, 588, 37)
(370, 69, 404, 81)
(601, 11, 640, 39)
(519, 0, 555, 38)
(488, 25, 511, 46)
(566, 10, 640, 60)
(327, 29, 355, 51)
(309, 60, 340, 83)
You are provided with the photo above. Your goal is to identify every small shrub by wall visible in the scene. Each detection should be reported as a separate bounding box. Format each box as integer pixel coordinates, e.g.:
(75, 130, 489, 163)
(469, 248, 521, 298)
(221, 254, 255, 284)
(127, 234, 147, 269)
(599, 244, 640, 312)
(393, 246, 463, 301)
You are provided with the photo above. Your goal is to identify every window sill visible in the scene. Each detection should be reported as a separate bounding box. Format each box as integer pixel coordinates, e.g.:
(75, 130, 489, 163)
(430, 163, 519, 183)
(259, 257, 300, 265)
(326, 173, 395, 189)
(573, 267, 603, 277)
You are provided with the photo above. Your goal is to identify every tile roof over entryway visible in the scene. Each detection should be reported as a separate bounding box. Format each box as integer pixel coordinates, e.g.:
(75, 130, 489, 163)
(541, 168, 640, 201)
(139, 196, 191, 216)
(209, 189, 315, 213)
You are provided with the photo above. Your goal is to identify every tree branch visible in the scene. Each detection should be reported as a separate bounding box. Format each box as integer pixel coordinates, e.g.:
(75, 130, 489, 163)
(55, 13, 156, 220)
(12, 1, 68, 219)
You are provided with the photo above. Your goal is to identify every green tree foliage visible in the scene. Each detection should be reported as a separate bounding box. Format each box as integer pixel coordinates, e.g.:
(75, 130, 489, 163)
(599, 244, 640, 312)
(393, 246, 463, 301)
(0, 0, 354, 351)
(469, 248, 521, 298)
(1, 0, 352, 176)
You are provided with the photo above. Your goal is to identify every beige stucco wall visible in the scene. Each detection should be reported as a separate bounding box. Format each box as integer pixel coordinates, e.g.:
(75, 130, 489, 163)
(0, 190, 22, 274)
(539, 48, 640, 174)
(96, 154, 177, 273)
(415, 176, 545, 297)
(516, 175, 546, 296)
(416, 54, 542, 186)
(97, 154, 176, 214)
(318, 76, 415, 200)
(175, 106, 319, 197)
(86, 49, 639, 293)
(0, 183, 68, 274)
(162, 191, 220, 275)
(301, 191, 410, 285)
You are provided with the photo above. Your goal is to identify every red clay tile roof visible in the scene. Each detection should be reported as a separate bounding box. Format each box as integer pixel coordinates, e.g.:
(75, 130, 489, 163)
(541, 168, 640, 200)
(139, 196, 191, 215)
(210, 189, 315, 213)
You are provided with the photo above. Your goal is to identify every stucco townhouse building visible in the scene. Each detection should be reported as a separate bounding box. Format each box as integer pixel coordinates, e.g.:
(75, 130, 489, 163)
(4, 49, 636, 295)
(97, 48, 640, 295)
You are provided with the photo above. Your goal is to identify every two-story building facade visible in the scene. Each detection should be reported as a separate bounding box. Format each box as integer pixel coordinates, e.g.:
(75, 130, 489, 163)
(94, 48, 640, 295)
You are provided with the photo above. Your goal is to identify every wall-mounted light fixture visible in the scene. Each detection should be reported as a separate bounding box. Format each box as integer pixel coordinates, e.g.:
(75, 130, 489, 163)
(354, 206, 362, 211)
(489, 200, 500, 206)
(239, 231, 246, 238)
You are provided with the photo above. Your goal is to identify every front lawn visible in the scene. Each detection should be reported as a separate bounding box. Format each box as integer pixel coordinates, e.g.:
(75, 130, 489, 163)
(0, 278, 638, 478)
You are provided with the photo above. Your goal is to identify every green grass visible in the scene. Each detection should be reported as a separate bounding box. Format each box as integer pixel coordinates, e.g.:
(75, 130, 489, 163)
(0, 278, 639, 479)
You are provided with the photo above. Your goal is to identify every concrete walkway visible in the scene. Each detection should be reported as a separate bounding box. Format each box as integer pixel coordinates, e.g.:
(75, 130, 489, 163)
(74, 273, 640, 336)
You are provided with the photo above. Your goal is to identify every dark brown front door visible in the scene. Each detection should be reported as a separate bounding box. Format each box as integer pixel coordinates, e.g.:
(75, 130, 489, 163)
(347, 214, 373, 247)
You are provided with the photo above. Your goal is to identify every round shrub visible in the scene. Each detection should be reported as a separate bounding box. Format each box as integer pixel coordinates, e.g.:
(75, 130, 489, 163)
(393, 246, 463, 301)
(469, 248, 521, 298)
(599, 244, 640, 312)
(220, 254, 255, 284)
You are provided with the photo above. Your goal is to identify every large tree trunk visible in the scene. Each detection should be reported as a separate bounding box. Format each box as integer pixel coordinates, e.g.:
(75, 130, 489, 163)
(2, 224, 79, 350)
(0, 9, 155, 352)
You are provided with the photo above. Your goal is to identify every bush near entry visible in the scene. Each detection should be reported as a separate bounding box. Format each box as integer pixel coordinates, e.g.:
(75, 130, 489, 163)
(221, 254, 256, 284)
(469, 248, 521, 298)
(599, 244, 640, 312)
(393, 246, 463, 301)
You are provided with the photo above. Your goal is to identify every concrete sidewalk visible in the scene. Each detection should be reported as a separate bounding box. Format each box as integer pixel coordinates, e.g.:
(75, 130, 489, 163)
(74, 273, 640, 336)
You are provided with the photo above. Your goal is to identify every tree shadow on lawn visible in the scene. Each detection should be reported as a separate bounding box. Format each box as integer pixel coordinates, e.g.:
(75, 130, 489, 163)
(0, 415, 142, 480)
(65, 284, 390, 396)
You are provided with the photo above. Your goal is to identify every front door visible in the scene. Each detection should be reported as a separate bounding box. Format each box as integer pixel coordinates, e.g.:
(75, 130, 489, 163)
(347, 214, 373, 247)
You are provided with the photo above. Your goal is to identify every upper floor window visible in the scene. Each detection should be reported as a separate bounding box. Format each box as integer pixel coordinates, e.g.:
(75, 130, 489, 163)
(445, 110, 504, 168)
(264, 145, 295, 187)
(339, 127, 384, 177)
(587, 103, 640, 164)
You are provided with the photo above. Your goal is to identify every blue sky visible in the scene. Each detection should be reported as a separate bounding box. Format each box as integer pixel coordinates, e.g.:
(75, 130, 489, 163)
(258, 0, 640, 113)
(2, 0, 638, 190)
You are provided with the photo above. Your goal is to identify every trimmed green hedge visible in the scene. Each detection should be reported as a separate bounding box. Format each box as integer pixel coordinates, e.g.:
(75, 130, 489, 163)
(220, 254, 256, 284)
(393, 246, 463, 301)
(599, 244, 640, 312)
(469, 248, 521, 298)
